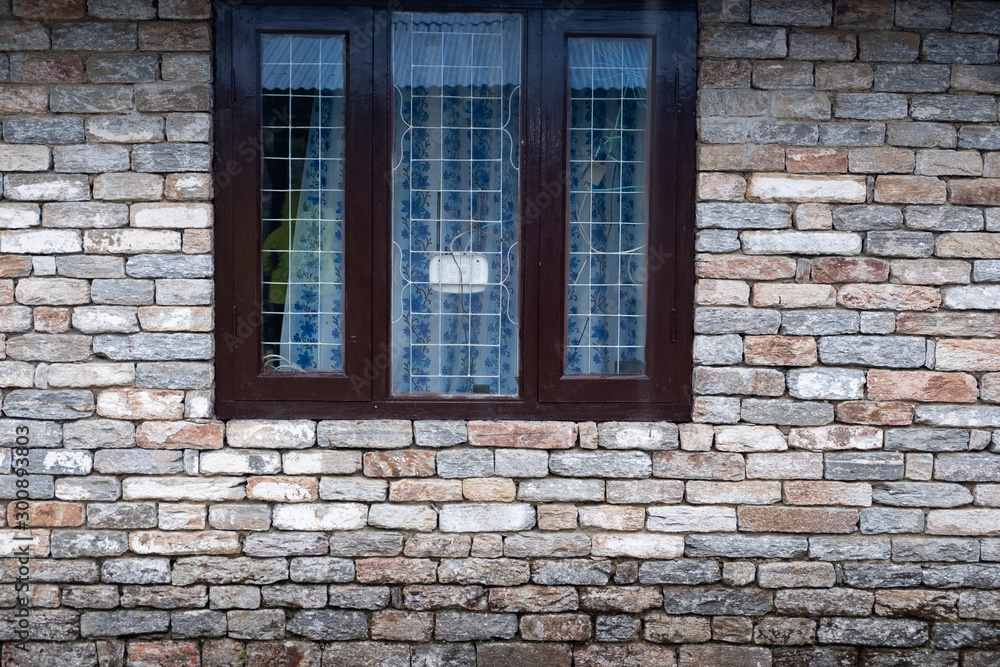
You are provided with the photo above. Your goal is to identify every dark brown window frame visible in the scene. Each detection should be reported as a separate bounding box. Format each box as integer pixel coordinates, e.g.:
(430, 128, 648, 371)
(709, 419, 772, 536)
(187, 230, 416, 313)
(214, 0, 696, 421)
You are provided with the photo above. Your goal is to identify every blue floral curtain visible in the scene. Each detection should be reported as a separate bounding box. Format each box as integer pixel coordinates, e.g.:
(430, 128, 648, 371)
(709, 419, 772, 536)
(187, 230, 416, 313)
(565, 38, 651, 375)
(390, 13, 521, 395)
(260, 34, 346, 372)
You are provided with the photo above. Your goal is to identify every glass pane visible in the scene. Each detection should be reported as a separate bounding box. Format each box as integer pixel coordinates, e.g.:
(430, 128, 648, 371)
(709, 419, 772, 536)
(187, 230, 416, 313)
(391, 13, 521, 396)
(260, 34, 346, 372)
(565, 38, 652, 375)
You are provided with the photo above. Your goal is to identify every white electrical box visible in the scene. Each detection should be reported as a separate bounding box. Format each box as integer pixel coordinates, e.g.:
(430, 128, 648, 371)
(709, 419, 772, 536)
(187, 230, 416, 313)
(429, 252, 489, 293)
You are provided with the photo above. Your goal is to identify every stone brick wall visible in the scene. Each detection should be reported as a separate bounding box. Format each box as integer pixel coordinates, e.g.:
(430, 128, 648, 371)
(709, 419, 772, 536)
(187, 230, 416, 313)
(1, 0, 1000, 665)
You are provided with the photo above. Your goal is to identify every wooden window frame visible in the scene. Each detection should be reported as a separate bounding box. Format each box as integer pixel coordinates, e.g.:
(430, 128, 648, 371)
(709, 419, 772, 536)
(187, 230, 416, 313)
(214, 0, 696, 420)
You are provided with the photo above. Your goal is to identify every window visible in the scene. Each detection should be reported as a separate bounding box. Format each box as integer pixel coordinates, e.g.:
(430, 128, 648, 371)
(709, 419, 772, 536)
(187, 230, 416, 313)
(214, 0, 696, 420)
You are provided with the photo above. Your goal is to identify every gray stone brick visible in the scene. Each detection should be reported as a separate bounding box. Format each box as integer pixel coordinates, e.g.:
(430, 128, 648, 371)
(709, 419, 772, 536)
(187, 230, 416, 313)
(135, 82, 211, 112)
(550, 451, 651, 478)
(694, 307, 780, 334)
(935, 453, 1000, 481)
(435, 449, 493, 478)
(699, 88, 770, 116)
(637, 559, 720, 584)
(0, 20, 50, 50)
(503, 532, 590, 558)
(696, 202, 790, 229)
(873, 482, 973, 507)
(412, 421, 467, 448)
(52, 146, 130, 174)
(328, 532, 404, 557)
(906, 206, 983, 231)
(0, 419, 62, 448)
(843, 563, 923, 587)
(893, 537, 980, 562)
(786, 367, 865, 400)
(50, 85, 133, 113)
(923, 564, 1000, 589)
(63, 419, 135, 449)
(26, 448, 91, 475)
(4, 173, 89, 201)
(912, 95, 998, 122)
(741, 399, 834, 426)
(171, 610, 227, 639)
(696, 229, 741, 252)
(135, 362, 213, 389)
(494, 449, 548, 478)
(55, 476, 120, 501)
(663, 586, 772, 615)
(325, 585, 388, 609)
(42, 202, 127, 229)
(818, 617, 927, 648)
(161, 53, 212, 83)
(780, 310, 860, 335)
(825, 452, 905, 481)
(809, 536, 891, 560)
(917, 406, 1000, 428)
(93, 333, 213, 360)
(90, 279, 154, 305)
(52, 23, 137, 51)
(887, 121, 958, 148)
(693, 334, 744, 365)
(896, 0, 953, 29)
(834, 93, 908, 120)
(819, 122, 886, 146)
(87, 503, 157, 530)
(974, 260, 1000, 282)
(959, 126, 1000, 150)
(132, 143, 212, 172)
(80, 610, 169, 637)
(885, 428, 970, 452)
(833, 205, 903, 231)
(318, 478, 387, 502)
(742, 230, 862, 255)
(701, 25, 787, 58)
(818, 335, 927, 367)
(860, 507, 926, 534)
(923, 32, 1000, 64)
(518, 478, 604, 502)
(685, 534, 807, 558)
(125, 254, 212, 278)
(866, 230, 936, 257)
(3, 389, 94, 420)
(0, 474, 54, 499)
(435, 612, 517, 641)
(52, 531, 128, 559)
(751, 0, 831, 26)
(873, 64, 951, 93)
(94, 449, 183, 475)
(85, 115, 164, 143)
(751, 120, 820, 145)
(86, 54, 157, 83)
(282, 610, 366, 640)
(531, 559, 612, 585)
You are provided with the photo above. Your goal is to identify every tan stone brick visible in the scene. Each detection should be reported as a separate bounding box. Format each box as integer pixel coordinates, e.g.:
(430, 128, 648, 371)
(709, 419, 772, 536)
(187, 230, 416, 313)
(697, 173, 747, 201)
(355, 558, 437, 584)
(696, 279, 750, 306)
(874, 175, 947, 204)
(786, 147, 848, 174)
(130, 530, 240, 555)
(815, 62, 874, 90)
(788, 425, 883, 451)
(784, 481, 872, 506)
(950, 179, 1000, 206)
(867, 370, 978, 403)
(936, 233, 1000, 258)
(390, 479, 463, 502)
(747, 174, 867, 203)
(370, 610, 434, 642)
(577, 505, 645, 531)
(136, 421, 224, 449)
(645, 613, 712, 643)
(127, 642, 200, 667)
(7, 501, 84, 527)
(32, 307, 70, 333)
(182, 229, 212, 254)
(916, 150, 983, 177)
(925, 509, 1000, 536)
(246, 476, 318, 503)
(738, 506, 859, 533)
(363, 450, 436, 477)
(890, 259, 971, 285)
(713, 615, 753, 643)
(837, 284, 941, 310)
(489, 585, 578, 613)
(520, 613, 592, 642)
(697, 254, 798, 280)
(462, 478, 516, 502)
(698, 144, 785, 172)
(751, 283, 837, 308)
(0, 85, 48, 113)
(811, 257, 890, 283)
(96, 389, 185, 420)
(686, 480, 781, 505)
(467, 421, 576, 449)
(758, 562, 836, 588)
(0, 256, 33, 278)
(744, 335, 817, 366)
(935, 339, 1000, 371)
(652, 452, 745, 481)
(836, 401, 914, 426)
(848, 147, 915, 174)
(794, 203, 833, 230)
(875, 590, 959, 621)
(699, 59, 752, 89)
(896, 312, 1000, 336)
(538, 505, 577, 531)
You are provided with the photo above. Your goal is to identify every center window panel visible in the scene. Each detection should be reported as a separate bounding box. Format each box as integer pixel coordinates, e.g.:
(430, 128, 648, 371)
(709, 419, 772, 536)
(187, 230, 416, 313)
(390, 13, 522, 396)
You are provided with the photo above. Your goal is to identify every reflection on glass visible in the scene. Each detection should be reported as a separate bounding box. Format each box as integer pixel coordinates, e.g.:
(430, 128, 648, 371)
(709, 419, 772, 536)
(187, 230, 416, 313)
(391, 13, 521, 395)
(260, 34, 346, 372)
(565, 38, 652, 375)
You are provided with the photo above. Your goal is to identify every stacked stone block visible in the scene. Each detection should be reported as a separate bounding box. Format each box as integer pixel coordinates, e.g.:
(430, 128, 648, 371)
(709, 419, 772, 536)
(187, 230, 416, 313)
(2, 0, 1000, 664)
